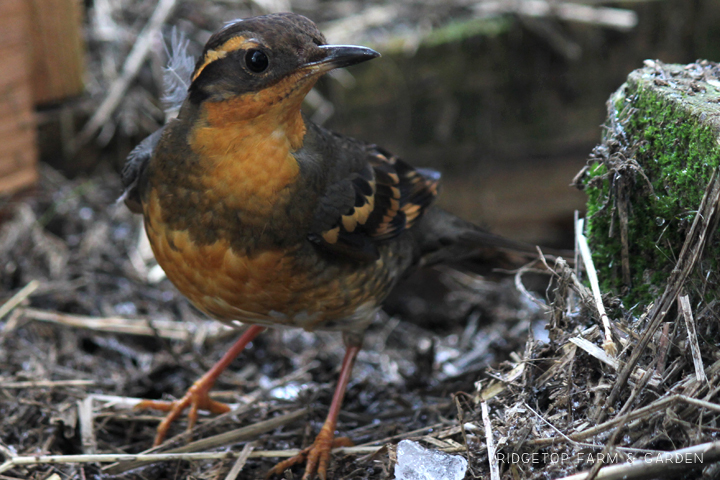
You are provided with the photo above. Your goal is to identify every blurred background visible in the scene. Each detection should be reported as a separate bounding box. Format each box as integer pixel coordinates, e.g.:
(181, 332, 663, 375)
(4, 0, 720, 246)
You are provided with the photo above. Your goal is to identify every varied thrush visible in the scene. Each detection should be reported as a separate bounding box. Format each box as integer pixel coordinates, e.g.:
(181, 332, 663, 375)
(122, 12, 547, 480)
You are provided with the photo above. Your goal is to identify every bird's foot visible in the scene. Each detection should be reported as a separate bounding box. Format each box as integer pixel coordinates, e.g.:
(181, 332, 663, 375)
(136, 377, 231, 446)
(266, 428, 354, 480)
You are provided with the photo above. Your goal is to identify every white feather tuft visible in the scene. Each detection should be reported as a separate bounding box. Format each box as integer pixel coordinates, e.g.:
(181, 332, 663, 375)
(162, 27, 195, 119)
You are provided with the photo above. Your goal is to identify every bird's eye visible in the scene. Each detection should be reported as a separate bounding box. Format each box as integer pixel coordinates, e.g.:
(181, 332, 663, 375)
(245, 49, 269, 73)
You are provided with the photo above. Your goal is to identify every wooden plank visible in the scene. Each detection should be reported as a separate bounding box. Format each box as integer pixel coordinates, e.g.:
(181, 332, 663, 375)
(0, 104, 34, 179)
(0, 0, 26, 16)
(0, 155, 35, 181)
(0, 0, 37, 195)
(0, 154, 35, 180)
(0, 84, 32, 118)
(0, 129, 35, 172)
(0, 121, 34, 148)
(0, 12, 29, 46)
(0, 47, 31, 91)
(0, 108, 34, 137)
(0, 167, 38, 196)
(28, 0, 85, 104)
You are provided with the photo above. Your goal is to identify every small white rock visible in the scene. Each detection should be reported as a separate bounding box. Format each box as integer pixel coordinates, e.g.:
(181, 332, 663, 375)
(394, 440, 468, 480)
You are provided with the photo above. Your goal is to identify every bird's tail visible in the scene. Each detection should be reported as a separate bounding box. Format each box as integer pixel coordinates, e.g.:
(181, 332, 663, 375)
(414, 207, 572, 269)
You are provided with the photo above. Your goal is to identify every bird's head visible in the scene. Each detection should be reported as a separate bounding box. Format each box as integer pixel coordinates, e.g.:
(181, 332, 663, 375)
(187, 13, 379, 119)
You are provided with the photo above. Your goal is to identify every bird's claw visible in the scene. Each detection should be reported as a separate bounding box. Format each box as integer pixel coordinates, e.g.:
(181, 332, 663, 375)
(266, 433, 354, 480)
(136, 380, 231, 446)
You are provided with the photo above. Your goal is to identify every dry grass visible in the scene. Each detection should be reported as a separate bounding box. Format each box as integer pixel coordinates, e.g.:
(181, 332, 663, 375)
(3, 158, 720, 479)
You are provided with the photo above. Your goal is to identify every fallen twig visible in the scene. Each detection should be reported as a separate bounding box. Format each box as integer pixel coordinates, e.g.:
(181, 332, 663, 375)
(223, 442, 255, 480)
(678, 294, 707, 383)
(0, 379, 95, 389)
(576, 218, 617, 356)
(0, 280, 39, 321)
(21, 307, 229, 340)
(655, 322, 672, 376)
(514, 261, 549, 310)
(481, 402, 500, 480)
(569, 337, 618, 369)
(0, 447, 385, 474)
(78, 396, 97, 455)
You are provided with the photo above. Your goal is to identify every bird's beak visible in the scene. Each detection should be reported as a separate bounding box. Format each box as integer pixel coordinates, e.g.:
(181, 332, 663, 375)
(304, 45, 380, 73)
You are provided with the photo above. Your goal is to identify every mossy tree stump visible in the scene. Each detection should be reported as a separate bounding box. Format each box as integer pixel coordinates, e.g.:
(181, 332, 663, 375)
(580, 60, 720, 309)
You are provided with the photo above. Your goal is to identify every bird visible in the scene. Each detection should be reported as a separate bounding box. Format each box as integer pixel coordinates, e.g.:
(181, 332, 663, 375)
(121, 12, 555, 480)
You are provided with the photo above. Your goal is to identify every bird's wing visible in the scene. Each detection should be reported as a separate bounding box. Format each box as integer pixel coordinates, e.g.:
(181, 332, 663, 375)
(309, 143, 440, 261)
(120, 127, 165, 213)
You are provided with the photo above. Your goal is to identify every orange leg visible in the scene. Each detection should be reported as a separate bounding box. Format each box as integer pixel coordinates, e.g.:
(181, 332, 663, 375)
(267, 340, 362, 480)
(137, 325, 266, 445)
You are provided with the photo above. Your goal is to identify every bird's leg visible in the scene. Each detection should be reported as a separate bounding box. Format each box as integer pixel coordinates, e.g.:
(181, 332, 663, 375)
(267, 332, 363, 480)
(137, 325, 266, 445)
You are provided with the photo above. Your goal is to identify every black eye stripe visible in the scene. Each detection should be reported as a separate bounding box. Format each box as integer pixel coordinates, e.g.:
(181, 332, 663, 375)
(245, 49, 269, 73)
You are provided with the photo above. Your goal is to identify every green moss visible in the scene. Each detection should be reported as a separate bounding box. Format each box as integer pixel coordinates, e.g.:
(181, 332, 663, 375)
(377, 17, 511, 54)
(422, 17, 510, 47)
(583, 65, 720, 308)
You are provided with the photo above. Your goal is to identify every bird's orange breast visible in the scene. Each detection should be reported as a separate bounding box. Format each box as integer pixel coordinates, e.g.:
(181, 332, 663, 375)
(186, 103, 302, 226)
(144, 190, 388, 331)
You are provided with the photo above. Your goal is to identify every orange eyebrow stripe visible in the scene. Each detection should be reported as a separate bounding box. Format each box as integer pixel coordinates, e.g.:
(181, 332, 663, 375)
(191, 36, 258, 81)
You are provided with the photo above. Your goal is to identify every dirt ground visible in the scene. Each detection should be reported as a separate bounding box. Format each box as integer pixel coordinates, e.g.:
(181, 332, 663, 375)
(4, 163, 720, 480)
(0, 166, 553, 479)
